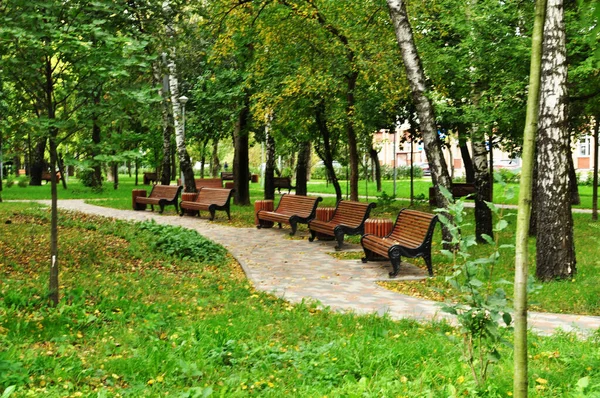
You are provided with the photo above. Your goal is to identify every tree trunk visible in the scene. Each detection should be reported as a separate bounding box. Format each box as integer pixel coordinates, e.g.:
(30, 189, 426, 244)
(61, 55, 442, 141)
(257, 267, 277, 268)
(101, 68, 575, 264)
(296, 141, 311, 196)
(167, 55, 195, 193)
(264, 129, 276, 200)
(386, 0, 453, 239)
(567, 148, 580, 205)
(514, 0, 546, 395)
(535, 0, 576, 281)
(91, 116, 103, 188)
(211, 139, 221, 178)
(458, 127, 475, 183)
(472, 131, 493, 242)
(29, 138, 47, 186)
(370, 147, 382, 192)
(346, 71, 360, 201)
(314, 100, 342, 201)
(156, 61, 172, 186)
(233, 96, 251, 205)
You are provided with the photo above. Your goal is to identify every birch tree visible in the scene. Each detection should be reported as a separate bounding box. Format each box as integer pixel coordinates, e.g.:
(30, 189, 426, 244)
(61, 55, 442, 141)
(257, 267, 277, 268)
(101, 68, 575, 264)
(535, 0, 576, 281)
(385, 0, 453, 216)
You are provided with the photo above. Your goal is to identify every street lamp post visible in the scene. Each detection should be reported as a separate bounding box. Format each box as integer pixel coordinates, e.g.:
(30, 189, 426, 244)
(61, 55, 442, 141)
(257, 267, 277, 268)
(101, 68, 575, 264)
(178, 95, 188, 186)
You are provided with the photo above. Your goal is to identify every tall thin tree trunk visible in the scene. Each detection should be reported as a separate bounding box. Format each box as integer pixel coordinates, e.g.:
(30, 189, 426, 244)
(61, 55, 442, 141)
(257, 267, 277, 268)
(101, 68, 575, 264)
(167, 55, 195, 193)
(535, 0, 576, 281)
(370, 147, 382, 192)
(472, 129, 493, 242)
(296, 141, 311, 196)
(386, 0, 453, 241)
(567, 147, 580, 205)
(514, 1, 546, 395)
(211, 139, 221, 178)
(314, 100, 342, 201)
(233, 96, 251, 205)
(264, 122, 276, 200)
(156, 60, 172, 186)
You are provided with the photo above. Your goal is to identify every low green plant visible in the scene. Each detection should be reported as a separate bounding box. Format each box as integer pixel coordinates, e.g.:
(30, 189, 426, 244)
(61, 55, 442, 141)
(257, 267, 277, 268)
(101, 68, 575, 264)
(16, 176, 28, 188)
(436, 185, 514, 390)
(376, 191, 396, 212)
(4, 174, 14, 188)
(138, 220, 227, 263)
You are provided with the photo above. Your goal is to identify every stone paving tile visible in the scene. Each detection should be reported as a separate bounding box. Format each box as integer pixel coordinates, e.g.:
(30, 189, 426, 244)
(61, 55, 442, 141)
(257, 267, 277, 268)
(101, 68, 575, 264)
(37, 199, 600, 337)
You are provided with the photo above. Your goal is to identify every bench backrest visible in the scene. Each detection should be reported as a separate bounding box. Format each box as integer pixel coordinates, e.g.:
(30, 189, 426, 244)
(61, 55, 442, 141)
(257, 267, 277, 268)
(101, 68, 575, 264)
(274, 194, 322, 217)
(273, 177, 293, 188)
(221, 172, 234, 180)
(389, 209, 438, 247)
(148, 185, 181, 200)
(196, 178, 223, 189)
(196, 188, 234, 205)
(329, 200, 376, 228)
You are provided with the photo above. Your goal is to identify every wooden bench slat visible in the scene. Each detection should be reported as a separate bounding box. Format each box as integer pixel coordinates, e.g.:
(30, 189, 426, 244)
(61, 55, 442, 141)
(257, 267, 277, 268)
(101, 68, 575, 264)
(308, 200, 376, 250)
(361, 208, 438, 277)
(179, 188, 235, 220)
(256, 194, 322, 235)
(133, 185, 182, 213)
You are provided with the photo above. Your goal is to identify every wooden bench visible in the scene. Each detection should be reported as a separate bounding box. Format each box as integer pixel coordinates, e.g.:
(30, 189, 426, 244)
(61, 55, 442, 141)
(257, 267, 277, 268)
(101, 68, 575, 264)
(221, 171, 251, 182)
(429, 183, 476, 206)
(134, 185, 182, 213)
(143, 172, 157, 185)
(41, 171, 61, 183)
(256, 194, 322, 235)
(178, 178, 223, 189)
(361, 209, 438, 277)
(273, 176, 295, 193)
(308, 200, 376, 250)
(179, 188, 235, 220)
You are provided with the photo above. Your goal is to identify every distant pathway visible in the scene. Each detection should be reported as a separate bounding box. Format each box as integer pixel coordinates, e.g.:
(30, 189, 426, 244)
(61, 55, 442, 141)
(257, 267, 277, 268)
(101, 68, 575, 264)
(34, 200, 600, 337)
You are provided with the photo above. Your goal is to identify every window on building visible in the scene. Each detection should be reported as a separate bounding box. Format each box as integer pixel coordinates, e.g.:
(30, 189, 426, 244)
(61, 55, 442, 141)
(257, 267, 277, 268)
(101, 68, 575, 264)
(578, 136, 592, 157)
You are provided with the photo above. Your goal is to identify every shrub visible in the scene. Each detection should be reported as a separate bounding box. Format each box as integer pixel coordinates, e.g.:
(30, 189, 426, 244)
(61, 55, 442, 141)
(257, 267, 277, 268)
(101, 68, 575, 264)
(17, 176, 28, 187)
(138, 220, 227, 264)
(77, 168, 103, 188)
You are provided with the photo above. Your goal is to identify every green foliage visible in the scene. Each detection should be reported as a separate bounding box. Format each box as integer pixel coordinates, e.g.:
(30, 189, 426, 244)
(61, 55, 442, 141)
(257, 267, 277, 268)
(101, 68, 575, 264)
(381, 165, 424, 180)
(376, 191, 396, 212)
(77, 169, 102, 189)
(138, 220, 227, 263)
(436, 186, 514, 389)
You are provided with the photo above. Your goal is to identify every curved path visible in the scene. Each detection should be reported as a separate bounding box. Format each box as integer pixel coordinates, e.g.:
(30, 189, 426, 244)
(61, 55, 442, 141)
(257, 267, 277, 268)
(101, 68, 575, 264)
(39, 200, 600, 337)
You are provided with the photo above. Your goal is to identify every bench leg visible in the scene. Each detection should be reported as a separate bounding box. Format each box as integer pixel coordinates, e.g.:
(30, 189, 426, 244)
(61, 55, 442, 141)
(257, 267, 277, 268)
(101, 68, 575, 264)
(361, 247, 373, 263)
(423, 253, 434, 277)
(308, 229, 317, 242)
(334, 230, 345, 251)
(158, 204, 164, 214)
(289, 221, 297, 236)
(209, 210, 216, 221)
(150, 204, 155, 212)
(388, 247, 402, 277)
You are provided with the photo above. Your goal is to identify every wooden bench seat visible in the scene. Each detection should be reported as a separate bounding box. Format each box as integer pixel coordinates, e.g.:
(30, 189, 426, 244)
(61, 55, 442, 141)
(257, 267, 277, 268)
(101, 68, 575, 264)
(361, 209, 438, 277)
(273, 177, 295, 193)
(308, 200, 376, 250)
(220, 171, 251, 181)
(179, 188, 235, 220)
(256, 194, 322, 235)
(134, 185, 182, 214)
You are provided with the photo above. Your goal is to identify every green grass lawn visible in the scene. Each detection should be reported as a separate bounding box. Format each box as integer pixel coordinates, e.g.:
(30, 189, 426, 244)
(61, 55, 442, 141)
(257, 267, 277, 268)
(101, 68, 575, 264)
(1, 203, 599, 396)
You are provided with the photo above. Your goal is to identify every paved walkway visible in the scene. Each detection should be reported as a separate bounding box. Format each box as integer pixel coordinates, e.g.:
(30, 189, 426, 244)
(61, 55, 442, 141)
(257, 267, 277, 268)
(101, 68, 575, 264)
(36, 200, 600, 337)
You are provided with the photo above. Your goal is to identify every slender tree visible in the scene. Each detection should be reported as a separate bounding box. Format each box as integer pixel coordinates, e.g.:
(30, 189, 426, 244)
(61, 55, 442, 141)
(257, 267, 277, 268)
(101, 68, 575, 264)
(514, 0, 546, 395)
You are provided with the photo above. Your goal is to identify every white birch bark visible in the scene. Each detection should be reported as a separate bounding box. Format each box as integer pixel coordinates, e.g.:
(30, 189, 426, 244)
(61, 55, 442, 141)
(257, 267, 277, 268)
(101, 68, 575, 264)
(163, 1, 195, 192)
(535, 0, 576, 280)
(385, 0, 452, 208)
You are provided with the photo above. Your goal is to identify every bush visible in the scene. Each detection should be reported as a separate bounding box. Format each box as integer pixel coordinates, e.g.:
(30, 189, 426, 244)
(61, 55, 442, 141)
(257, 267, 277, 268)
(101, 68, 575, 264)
(138, 221, 228, 264)
(381, 165, 423, 180)
(494, 169, 520, 184)
(77, 168, 103, 188)
(17, 176, 28, 187)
